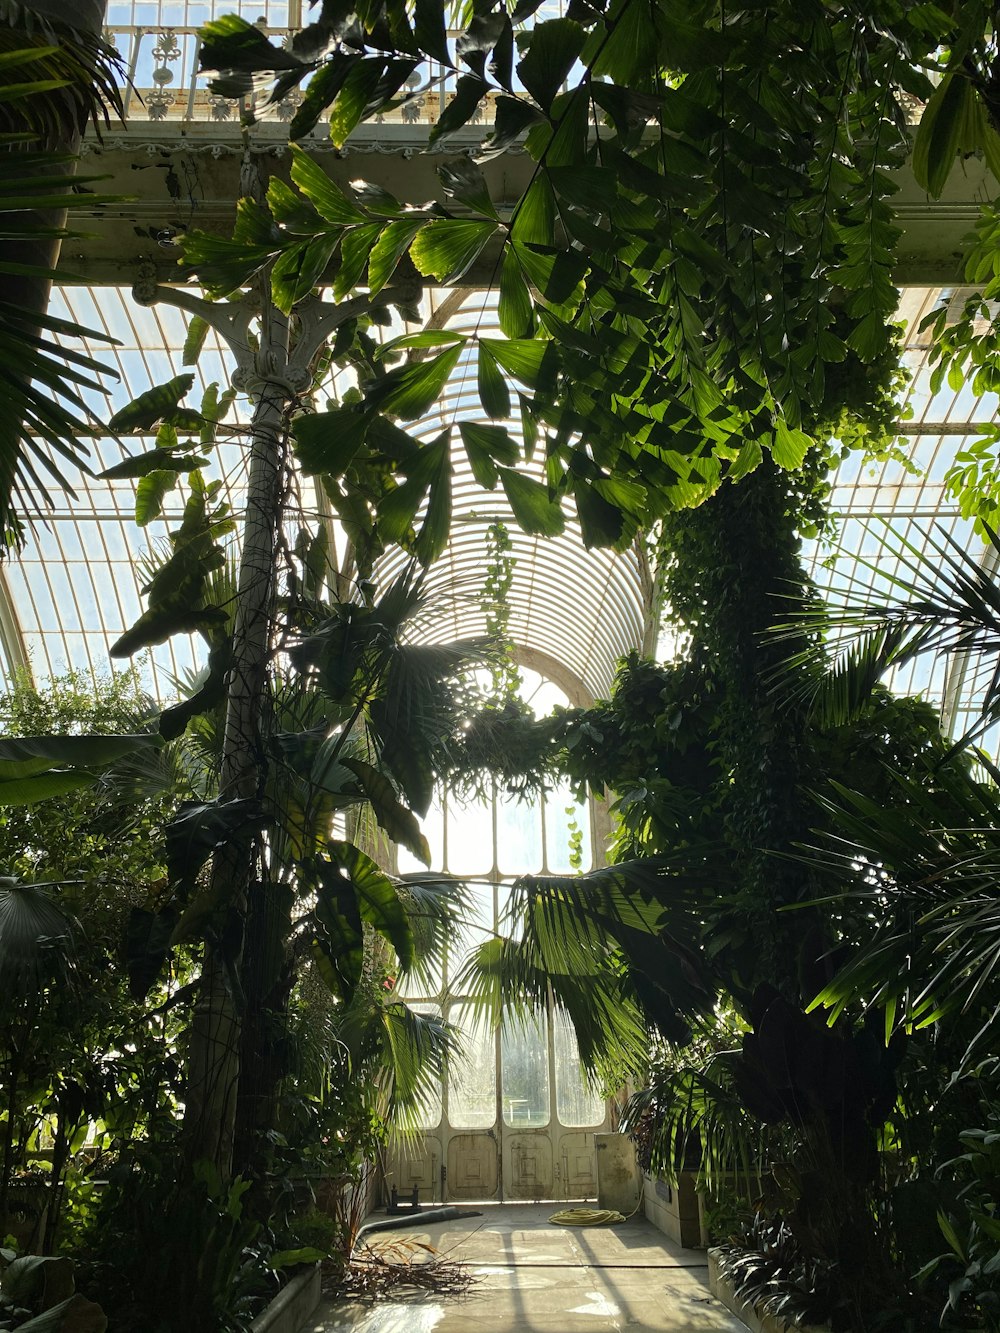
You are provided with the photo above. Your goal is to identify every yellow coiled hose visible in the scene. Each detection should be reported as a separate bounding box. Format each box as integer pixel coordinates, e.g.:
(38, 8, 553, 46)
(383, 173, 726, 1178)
(548, 1207, 626, 1226)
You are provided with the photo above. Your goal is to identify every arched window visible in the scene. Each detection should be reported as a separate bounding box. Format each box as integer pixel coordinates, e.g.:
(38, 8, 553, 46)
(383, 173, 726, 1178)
(388, 668, 608, 1200)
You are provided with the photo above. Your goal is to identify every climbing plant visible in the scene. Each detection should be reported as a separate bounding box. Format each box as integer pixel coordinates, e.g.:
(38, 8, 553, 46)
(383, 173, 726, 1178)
(186, 0, 951, 551)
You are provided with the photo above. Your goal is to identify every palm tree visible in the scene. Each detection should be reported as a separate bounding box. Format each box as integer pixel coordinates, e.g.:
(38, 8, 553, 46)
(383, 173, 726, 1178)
(769, 520, 1000, 1049)
(130, 545, 497, 1176)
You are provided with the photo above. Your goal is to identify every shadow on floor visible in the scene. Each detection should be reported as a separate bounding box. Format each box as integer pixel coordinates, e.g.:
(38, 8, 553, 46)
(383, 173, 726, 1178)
(309, 1203, 748, 1333)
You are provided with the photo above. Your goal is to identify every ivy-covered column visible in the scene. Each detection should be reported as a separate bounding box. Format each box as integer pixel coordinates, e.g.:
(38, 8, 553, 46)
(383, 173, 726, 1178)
(660, 457, 819, 996)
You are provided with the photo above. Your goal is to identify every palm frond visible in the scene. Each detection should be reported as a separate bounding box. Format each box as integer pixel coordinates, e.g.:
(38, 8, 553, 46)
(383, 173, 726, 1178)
(621, 1043, 770, 1194)
(801, 764, 1000, 1047)
(458, 934, 652, 1078)
(0, 876, 76, 998)
(377, 1000, 456, 1127)
(0, 6, 126, 140)
(772, 521, 1000, 730)
(0, 27, 125, 546)
(395, 871, 470, 992)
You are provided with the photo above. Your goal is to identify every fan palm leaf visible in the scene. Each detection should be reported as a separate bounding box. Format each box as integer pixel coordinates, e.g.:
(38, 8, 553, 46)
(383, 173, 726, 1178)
(773, 522, 1000, 734)
(0, 876, 76, 998)
(458, 858, 718, 1074)
(620, 1042, 770, 1192)
(459, 933, 652, 1077)
(394, 870, 470, 993)
(0, 15, 126, 546)
(335, 989, 457, 1129)
(800, 763, 1000, 1047)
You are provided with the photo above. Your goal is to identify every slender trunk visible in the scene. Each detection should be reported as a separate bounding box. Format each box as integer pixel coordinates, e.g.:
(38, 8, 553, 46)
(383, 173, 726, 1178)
(183, 298, 290, 1175)
(43, 1112, 69, 1252)
(231, 875, 294, 1178)
(0, 1031, 25, 1229)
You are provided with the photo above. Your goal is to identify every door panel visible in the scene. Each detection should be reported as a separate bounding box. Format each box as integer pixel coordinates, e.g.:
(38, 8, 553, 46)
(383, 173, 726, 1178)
(557, 1131, 597, 1200)
(391, 1134, 442, 1203)
(504, 1131, 553, 1200)
(447, 1132, 499, 1199)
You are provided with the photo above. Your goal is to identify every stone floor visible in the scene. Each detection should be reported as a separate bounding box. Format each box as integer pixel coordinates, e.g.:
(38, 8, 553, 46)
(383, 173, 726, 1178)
(308, 1203, 749, 1333)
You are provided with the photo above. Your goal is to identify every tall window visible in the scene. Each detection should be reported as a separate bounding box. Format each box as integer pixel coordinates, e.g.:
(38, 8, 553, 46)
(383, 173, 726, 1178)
(396, 668, 605, 1132)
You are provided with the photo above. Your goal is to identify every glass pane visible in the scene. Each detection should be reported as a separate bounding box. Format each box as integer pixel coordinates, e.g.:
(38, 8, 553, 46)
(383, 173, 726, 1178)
(545, 781, 592, 873)
(410, 1004, 443, 1130)
(447, 1004, 496, 1129)
(446, 794, 493, 876)
(501, 1014, 550, 1128)
(397, 794, 444, 874)
(496, 791, 542, 875)
(447, 885, 495, 991)
(553, 1009, 605, 1128)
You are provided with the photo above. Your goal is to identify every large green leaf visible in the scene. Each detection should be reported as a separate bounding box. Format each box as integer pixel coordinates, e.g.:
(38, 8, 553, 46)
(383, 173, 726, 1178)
(158, 636, 231, 741)
(368, 218, 426, 294)
(770, 417, 812, 470)
(108, 374, 196, 433)
(376, 430, 452, 564)
(428, 74, 490, 147)
(0, 772, 95, 805)
(290, 57, 361, 139)
(0, 732, 162, 780)
(414, 0, 450, 65)
(480, 337, 559, 391)
(341, 757, 431, 865)
(310, 856, 364, 1001)
(499, 467, 565, 536)
(182, 314, 210, 367)
(367, 345, 464, 419)
(289, 146, 367, 225)
(478, 341, 512, 419)
(513, 241, 587, 309)
(328, 56, 387, 149)
(516, 18, 586, 113)
(498, 247, 534, 338)
(574, 476, 631, 549)
(271, 234, 340, 313)
(111, 604, 228, 658)
(410, 219, 498, 283)
(166, 797, 266, 902)
(438, 157, 499, 220)
(328, 840, 414, 970)
(112, 473, 233, 657)
(292, 406, 372, 476)
(135, 469, 179, 527)
(911, 72, 973, 199)
(477, 95, 546, 160)
(125, 905, 180, 1001)
(334, 220, 384, 299)
(101, 445, 207, 482)
(199, 15, 302, 74)
(459, 420, 518, 487)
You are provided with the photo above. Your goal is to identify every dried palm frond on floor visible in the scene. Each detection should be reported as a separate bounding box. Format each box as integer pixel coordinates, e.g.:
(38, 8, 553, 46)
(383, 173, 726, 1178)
(324, 1235, 476, 1302)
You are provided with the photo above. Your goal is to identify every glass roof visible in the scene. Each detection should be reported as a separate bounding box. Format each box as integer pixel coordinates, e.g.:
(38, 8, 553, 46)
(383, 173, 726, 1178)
(3, 277, 997, 737)
(806, 286, 996, 745)
(1, 283, 650, 704)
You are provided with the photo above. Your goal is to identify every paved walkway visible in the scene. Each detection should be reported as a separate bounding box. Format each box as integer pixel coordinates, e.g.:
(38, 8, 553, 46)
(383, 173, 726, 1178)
(309, 1203, 748, 1333)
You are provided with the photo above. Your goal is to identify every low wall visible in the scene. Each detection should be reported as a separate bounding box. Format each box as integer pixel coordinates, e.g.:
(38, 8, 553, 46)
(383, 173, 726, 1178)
(707, 1248, 829, 1333)
(251, 1264, 322, 1333)
(642, 1171, 704, 1248)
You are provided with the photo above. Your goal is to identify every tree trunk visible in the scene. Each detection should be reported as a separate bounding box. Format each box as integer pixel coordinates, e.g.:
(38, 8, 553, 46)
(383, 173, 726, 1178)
(183, 297, 290, 1175)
